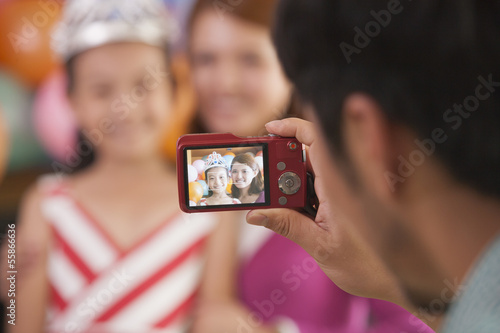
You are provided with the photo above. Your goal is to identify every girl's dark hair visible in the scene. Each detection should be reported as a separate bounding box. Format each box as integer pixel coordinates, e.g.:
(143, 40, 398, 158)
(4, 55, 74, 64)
(187, 0, 303, 134)
(230, 153, 264, 198)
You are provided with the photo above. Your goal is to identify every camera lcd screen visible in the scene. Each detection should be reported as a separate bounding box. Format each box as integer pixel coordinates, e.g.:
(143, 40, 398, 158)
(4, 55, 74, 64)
(184, 144, 270, 209)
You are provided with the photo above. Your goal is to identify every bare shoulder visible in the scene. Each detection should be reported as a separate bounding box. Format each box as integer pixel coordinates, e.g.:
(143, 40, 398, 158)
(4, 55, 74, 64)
(17, 180, 53, 249)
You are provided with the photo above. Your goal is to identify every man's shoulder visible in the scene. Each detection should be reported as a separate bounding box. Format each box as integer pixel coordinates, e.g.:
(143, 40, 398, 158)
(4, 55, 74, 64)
(442, 235, 500, 333)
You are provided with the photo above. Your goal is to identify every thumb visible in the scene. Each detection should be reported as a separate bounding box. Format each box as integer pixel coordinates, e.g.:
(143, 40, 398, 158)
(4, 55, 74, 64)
(246, 208, 323, 251)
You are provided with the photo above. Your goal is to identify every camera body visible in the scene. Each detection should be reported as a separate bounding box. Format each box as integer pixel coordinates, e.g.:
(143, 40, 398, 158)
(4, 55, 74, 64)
(177, 133, 307, 213)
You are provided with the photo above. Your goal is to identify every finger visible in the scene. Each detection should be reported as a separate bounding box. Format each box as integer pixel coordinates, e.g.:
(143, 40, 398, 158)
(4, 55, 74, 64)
(246, 208, 325, 252)
(265, 118, 316, 146)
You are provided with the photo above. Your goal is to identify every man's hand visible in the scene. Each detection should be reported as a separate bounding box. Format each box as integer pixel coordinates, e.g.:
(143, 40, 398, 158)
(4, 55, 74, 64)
(247, 118, 408, 306)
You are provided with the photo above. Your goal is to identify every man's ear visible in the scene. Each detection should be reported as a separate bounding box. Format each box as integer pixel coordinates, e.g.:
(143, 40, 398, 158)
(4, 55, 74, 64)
(342, 93, 400, 202)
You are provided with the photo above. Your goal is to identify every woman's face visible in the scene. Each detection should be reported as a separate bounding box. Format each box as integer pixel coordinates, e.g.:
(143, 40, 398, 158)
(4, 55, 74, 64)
(207, 166, 228, 193)
(190, 10, 292, 136)
(231, 162, 257, 189)
(69, 43, 173, 162)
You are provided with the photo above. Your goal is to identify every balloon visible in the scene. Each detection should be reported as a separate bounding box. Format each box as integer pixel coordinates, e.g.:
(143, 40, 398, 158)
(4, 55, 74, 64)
(255, 156, 264, 170)
(256, 150, 263, 157)
(226, 178, 233, 194)
(192, 159, 205, 174)
(33, 69, 78, 162)
(224, 152, 235, 157)
(188, 164, 198, 182)
(0, 1, 62, 87)
(0, 70, 46, 170)
(223, 154, 234, 166)
(189, 181, 203, 203)
(189, 200, 197, 207)
(196, 179, 209, 196)
(0, 105, 8, 179)
(202, 155, 208, 162)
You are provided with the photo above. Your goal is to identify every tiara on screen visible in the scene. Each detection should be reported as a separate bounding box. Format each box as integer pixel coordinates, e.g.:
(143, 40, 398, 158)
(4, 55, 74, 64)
(205, 152, 229, 172)
(51, 0, 179, 61)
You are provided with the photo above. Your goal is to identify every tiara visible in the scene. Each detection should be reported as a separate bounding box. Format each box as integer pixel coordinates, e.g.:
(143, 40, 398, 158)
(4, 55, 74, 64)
(205, 152, 229, 172)
(51, 0, 179, 61)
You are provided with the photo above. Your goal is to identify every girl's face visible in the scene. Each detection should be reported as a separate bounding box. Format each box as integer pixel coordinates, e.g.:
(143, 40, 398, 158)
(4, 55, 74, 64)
(231, 162, 258, 189)
(190, 10, 292, 136)
(207, 167, 228, 193)
(69, 43, 173, 162)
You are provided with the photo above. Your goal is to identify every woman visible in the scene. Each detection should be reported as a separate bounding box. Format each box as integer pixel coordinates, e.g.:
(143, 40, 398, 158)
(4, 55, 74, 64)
(231, 153, 265, 204)
(11, 1, 213, 332)
(188, 0, 434, 332)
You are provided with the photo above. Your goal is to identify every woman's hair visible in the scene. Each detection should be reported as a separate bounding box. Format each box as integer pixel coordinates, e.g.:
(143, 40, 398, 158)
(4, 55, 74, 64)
(230, 153, 264, 198)
(187, 0, 304, 134)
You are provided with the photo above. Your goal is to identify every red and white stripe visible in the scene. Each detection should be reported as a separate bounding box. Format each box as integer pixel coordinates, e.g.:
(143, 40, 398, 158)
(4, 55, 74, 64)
(42, 192, 215, 333)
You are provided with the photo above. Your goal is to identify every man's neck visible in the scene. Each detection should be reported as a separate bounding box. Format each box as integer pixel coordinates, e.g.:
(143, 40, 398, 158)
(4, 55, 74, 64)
(407, 180, 500, 292)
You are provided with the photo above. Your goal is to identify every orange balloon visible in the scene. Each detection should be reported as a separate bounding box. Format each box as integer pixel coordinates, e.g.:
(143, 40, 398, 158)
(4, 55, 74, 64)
(0, 105, 8, 180)
(161, 53, 197, 162)
(224, 152, 235, 157)
(189, 181, 204, 203)
(0, 1, 62, 87)
(226, 178, 233, 194)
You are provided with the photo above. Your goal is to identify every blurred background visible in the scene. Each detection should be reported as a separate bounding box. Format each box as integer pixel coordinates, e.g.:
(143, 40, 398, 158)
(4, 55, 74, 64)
(0, 0, 196, 225)
(0, 1, 196, 330)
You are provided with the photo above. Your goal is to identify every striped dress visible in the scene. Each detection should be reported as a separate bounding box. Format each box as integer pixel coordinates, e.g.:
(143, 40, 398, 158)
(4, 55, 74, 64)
(40, 178, 214, 333)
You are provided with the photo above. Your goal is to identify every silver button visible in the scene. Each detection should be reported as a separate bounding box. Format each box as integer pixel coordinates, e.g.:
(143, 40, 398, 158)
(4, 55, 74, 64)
(279, 197, 288, 205)
(278, 172, 301, 195)
(277, 162, 286, 171)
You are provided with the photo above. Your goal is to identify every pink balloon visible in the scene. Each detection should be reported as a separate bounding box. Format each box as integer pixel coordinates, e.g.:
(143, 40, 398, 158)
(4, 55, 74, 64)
(33, 69, 77, 162)
(192, 159, 205, 174)
(188, 164, 198, 182)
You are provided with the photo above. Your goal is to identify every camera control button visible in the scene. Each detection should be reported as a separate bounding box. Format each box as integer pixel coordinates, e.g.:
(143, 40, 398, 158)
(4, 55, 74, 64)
(279, 197, 288, 205)
(277, 162, 286, 171)
(278, 172, 301, 195)
(288, 141, 298, 151)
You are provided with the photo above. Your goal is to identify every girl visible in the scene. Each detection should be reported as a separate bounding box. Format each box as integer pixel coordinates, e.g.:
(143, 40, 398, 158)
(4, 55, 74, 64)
(231, 153, 265, 204)
(12, 1, 213, 332)
(199, 151, 241, 206)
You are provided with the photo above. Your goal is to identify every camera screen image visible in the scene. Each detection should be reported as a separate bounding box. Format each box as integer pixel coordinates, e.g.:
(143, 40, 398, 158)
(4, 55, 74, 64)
(184, 144, 269, 209)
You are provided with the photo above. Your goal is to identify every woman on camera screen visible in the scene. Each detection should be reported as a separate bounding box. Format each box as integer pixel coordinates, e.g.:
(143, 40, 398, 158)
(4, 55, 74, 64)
(230, 153, 265, 204)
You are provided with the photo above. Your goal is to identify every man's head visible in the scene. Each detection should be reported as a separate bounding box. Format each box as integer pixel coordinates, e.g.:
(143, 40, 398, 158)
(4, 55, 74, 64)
(273, 0, 500, 310)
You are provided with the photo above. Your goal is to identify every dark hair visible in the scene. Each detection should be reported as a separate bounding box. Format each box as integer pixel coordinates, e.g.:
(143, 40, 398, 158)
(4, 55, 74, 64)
(187, 0, 303, 134)
(230, 153, 264, 198)
(274, 0, 500, 197)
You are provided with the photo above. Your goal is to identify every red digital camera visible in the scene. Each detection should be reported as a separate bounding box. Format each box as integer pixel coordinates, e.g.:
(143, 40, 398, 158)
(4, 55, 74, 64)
(177, 133, 313, 213)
